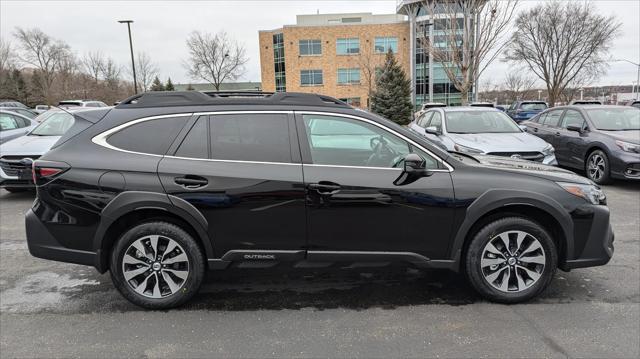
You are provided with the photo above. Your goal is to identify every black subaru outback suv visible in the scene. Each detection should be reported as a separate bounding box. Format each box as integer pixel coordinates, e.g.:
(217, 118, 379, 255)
(25, 91, 614, 309)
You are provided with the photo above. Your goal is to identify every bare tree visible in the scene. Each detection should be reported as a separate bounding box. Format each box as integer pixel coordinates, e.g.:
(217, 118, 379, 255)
(82, 51, 105, 83)
(421, 0, 519, 105)
(100, 57, 121, 87)
(13, 27, 70, 102)
(358, 48, 381, 110)
(57, 50, 78, 98)
(184, 30, 248, 91)
(505, 1, 621, 106)
(0, 37, 16, 73)
(503, 71, 537, 102)
(134, 52, 159, 92)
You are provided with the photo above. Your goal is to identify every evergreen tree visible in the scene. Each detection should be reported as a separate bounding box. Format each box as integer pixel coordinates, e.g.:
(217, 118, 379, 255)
(165, 77, 175, 91)
(150, 76, 165, 91)
(370, 49, 413, 125)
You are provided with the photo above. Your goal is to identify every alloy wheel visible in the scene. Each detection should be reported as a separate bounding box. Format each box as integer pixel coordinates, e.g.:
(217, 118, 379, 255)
(121, 235, 190, 299)
(587, 153, 605, 181)
(480, 230, 546, 293)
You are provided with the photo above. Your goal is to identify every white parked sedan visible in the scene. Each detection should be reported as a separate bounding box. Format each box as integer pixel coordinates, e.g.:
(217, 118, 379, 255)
(409, 107, 557, 165)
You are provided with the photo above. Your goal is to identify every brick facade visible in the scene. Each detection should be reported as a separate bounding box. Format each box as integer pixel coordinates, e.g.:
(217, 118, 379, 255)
(259, 22, 410, 108)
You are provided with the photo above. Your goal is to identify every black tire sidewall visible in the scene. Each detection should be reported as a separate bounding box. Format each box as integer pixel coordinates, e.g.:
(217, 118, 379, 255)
(586, 149, 611, 184)
(110, 221, 205, 309)
(465, 217, 557, 303)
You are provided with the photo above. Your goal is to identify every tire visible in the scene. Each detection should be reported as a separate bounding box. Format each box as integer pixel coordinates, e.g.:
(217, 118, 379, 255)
(4, 187, 27, 193)
(585, 149, 611, 185)
(110, 221, 205, 309)
(465, 217, 557, 303)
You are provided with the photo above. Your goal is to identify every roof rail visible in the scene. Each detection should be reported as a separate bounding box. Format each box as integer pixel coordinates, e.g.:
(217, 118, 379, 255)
(115, 91, 351, 109)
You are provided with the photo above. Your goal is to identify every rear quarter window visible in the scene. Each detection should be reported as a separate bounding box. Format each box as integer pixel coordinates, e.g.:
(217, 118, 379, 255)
(107, 116, 189, 155)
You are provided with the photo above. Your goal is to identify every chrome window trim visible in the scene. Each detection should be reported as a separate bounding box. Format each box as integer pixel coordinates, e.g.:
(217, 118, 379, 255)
(298, 111, 454, 172)
(91, 110, 453, 172)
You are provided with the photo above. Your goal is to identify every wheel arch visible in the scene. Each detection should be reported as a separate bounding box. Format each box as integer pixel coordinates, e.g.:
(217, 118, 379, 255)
(93, 191, 214, 273)
(449, 189, 574, 272)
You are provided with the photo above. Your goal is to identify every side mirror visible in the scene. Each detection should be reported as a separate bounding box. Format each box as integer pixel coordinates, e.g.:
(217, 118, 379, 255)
(425, 126, 441, 135)
(393, 153, 432, 186)
(566, 125, 583, 133)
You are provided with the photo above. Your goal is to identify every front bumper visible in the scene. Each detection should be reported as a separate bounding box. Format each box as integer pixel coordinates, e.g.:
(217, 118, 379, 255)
(561, 204, 614, 270)
(609, 150, 640, 180)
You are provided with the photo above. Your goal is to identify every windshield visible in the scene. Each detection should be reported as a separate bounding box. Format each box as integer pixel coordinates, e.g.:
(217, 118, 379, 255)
(587, 108, 640, 130)
(30, 111, 75, 136)
(520, 102, 547, 111)
(446, 111, 522, 134)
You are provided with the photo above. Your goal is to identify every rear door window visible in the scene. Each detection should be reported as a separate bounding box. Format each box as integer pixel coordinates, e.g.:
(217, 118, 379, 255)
(107, 116, 189, 155)
(175, 117, 208, 159)
(210, 113, 292, 163)
(542, 110, 563, 127)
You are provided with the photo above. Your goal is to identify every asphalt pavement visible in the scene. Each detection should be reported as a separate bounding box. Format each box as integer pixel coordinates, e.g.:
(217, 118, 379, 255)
(0, 182, 638, 358)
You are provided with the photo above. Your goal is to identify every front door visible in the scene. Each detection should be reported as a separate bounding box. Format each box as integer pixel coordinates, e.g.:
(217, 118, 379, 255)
(296, 112, 456, 260)
(158, 112, 306, 257)
(554, 109, 588, 168)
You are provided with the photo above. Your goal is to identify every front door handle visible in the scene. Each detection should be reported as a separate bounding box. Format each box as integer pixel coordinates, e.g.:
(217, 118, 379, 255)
(555, 131, 561, 136)
(308, 181, 341, 194)
(533, 128, 538, 132)
(174, 175, 208, 188)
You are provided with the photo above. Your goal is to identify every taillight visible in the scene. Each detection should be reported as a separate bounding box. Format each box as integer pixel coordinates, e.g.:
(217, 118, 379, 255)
(32, 160, 70, 185)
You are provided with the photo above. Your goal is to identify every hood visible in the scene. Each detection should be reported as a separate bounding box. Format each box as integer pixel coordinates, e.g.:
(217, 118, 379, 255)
(599, 130, 640, 144)
(470, 155, 593, 184)
(447, 132, 550, 153)
(0, 135, 60, 156)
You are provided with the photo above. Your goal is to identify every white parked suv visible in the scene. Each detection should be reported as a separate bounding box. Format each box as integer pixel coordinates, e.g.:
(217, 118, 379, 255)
(58, 100, 108, 108)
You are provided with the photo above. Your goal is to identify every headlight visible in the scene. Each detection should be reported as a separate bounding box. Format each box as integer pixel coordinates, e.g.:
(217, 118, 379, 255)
(542, 144, 555, 156)
(557, 182, 606, 204)
(615, 140, 640, 153)
(454, 143, 484, 154)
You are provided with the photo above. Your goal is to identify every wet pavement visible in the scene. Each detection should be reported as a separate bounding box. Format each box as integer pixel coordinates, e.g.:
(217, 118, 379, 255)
(0, 183, 638, 358)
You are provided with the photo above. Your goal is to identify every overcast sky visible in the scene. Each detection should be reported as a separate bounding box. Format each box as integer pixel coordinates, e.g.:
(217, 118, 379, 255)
(1, 0, 639, 88)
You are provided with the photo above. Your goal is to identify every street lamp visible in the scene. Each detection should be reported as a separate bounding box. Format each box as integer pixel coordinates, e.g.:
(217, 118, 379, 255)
(538, 89, 542, 100)
(118, 20, 138, 94)
(613, 59, 640, 100)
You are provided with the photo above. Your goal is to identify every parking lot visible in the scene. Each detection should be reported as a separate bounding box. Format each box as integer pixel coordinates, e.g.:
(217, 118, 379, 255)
(0, 181, 637, 358)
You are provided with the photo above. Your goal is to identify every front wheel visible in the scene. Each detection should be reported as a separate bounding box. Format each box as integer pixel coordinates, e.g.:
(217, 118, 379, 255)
(465, 217, 557, 303)
(586, 150, 611, 185)
(110, 221, 205, 309)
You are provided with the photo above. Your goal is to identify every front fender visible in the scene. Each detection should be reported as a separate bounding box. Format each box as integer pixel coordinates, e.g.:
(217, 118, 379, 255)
(449, 189, 574, 270)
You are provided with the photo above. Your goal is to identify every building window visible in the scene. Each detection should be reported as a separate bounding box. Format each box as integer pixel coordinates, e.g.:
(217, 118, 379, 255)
(374, 37, 398, 53)
(337, 68, 360, 85)
(301, 70, 323, 86)
(338, 97, 361, 107)
(273, 33, 286, 92)
(299, 39, 321, 56)
(337, 38, 360, 55)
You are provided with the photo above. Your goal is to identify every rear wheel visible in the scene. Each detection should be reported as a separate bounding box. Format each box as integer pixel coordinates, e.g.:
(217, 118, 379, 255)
(586, 149, 611, 185)
(110, 221, 205, 309)
(465, 217, 557, 303)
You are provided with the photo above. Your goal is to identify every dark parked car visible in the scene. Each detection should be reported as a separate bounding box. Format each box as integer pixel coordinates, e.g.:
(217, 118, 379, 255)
(570, 100, 602, 105)
(521, 105, 639, 184)
(26, 91, 613, 309)
(507, 101, 548, 122)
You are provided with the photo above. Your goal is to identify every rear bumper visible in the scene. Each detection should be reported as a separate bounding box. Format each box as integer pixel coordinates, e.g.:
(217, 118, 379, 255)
(25, 208, 97, 267)
(561, 205, 614, 270)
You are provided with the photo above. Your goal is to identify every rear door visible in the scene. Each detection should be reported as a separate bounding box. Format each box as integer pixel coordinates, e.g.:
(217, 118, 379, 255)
(537, 109, 564, 144)
(158, 112, 306, 257)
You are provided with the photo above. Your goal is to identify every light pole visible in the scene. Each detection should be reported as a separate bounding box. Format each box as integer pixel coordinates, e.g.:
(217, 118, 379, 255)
(537, 90, 542, 100)
(613, 59, 640, 100)
(118, 20, 138, 94)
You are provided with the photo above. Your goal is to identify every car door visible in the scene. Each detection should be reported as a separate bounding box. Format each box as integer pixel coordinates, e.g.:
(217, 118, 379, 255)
(158, 112, 307, 257)
(537, 109, 564, 144)
(296, 112, 456, 260)
(554, 109, 588, 168)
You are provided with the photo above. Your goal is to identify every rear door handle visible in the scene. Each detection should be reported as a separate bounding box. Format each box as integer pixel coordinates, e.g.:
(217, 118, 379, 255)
(308, 181, 341, 194)
(533, 128, 538, 132)
(174, 175, 208, 188)
(555, 132, 561, 136)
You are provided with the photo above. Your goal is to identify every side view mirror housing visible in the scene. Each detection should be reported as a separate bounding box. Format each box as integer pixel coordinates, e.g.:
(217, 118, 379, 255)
(425, 126, 441, 135)
(393, 153, 433, 186)
(566, 124, 583, 133)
